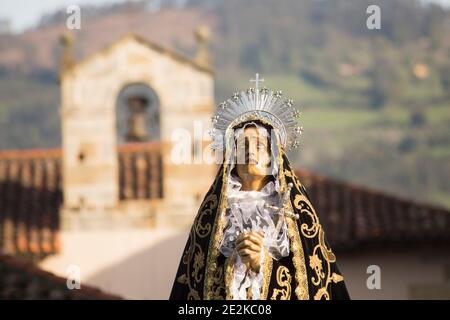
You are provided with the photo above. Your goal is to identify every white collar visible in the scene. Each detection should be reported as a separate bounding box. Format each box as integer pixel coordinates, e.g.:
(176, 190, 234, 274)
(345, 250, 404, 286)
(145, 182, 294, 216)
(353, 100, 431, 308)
(228, 175, 276, 198)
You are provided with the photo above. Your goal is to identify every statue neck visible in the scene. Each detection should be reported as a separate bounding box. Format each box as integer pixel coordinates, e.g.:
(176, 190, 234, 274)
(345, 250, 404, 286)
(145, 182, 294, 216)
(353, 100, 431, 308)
(240, 175, 269, 192)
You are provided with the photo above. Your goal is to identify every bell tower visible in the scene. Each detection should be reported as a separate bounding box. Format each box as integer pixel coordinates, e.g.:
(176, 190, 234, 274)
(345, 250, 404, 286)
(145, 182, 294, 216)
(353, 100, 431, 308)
(59, 33, 215, 230)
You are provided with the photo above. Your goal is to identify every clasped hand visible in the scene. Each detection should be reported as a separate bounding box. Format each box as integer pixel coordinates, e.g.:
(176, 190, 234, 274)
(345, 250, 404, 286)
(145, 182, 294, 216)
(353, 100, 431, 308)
(235, 231, 263, 273)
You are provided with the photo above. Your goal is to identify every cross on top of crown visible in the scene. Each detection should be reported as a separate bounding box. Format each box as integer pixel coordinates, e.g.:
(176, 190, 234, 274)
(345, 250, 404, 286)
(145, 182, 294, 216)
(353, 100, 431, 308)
(250, 73, 264, 92)
(250, 73, 265, 105)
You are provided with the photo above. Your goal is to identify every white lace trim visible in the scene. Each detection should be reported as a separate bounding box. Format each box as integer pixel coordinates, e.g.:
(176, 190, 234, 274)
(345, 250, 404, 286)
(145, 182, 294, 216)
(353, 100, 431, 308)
(220, 179, 290, 300)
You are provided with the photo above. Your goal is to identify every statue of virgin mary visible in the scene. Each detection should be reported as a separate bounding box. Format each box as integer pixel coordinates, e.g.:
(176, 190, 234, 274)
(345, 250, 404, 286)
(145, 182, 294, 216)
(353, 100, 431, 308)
(170, 74, 350, 300)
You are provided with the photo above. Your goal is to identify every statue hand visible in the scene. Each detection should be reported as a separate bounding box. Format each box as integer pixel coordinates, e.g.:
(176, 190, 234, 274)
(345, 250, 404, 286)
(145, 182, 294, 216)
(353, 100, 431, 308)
(236, 231, 264, 273)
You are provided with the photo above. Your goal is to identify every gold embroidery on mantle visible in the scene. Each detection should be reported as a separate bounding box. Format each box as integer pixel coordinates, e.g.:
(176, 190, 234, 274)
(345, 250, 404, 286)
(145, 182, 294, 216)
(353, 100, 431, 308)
(271, 266, 292, 300)
(176, 168, 221, 300)
(332, 273, 344, 283)
(279, 153, 309, 300)
(224, 252, 236, 299)
(286, 201, 309, 300)
(203, 131, 233, 299)
(285, 169, 344, 300)
(261, 247, 273, 300)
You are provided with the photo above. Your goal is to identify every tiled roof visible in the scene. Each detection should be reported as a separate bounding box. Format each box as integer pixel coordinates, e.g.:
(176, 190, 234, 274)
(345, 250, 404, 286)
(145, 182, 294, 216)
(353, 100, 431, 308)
(0, 143, 163, 257)
(0, 143, 449, 257)
(296, 169, 450, 250)
(0, 253, 122, 299)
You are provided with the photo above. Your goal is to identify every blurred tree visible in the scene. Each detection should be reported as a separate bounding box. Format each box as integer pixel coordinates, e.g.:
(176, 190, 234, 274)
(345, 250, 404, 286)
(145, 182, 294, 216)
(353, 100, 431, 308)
(423, 3, 446, 50)
(410, 111, 427, 128)
(439, 62, 450, 98)
(368, 39, 407, 109)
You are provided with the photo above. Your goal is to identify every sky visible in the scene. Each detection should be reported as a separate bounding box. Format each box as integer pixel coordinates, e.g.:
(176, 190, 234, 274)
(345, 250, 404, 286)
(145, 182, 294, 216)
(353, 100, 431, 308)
(0, 0, 131, 32)
(1, 0, 450, 33)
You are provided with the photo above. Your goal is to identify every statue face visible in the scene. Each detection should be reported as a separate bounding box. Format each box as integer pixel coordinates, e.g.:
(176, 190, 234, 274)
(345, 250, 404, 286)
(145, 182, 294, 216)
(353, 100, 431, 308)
(235, 125, 272, 181)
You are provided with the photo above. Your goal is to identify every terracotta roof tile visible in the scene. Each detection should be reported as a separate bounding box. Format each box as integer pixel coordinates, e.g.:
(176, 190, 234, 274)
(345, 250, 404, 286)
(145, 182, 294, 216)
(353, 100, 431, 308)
(295, 169, 450, 250)
(0, 143, 163, 256)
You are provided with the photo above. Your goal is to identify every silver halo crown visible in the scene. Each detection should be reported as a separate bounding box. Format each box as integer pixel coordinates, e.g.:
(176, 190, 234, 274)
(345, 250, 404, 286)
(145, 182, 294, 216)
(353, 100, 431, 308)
(209, 73, 303, 150)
